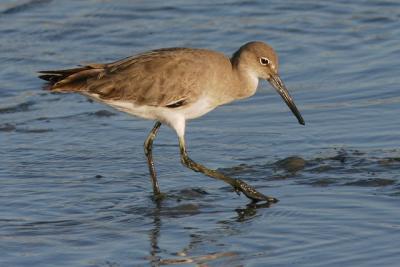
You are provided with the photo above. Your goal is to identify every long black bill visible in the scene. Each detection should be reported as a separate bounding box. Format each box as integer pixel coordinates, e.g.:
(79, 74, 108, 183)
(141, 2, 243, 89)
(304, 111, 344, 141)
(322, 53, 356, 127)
(268, 74, 305, 125)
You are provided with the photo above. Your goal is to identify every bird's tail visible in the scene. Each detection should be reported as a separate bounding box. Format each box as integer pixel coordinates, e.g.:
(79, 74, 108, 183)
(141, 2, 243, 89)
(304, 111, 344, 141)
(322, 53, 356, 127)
(38, 65, 104, 92)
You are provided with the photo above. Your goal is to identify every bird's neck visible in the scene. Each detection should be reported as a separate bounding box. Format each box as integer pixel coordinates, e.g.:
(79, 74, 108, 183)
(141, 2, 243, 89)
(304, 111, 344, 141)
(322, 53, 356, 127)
(231, 62, 259, 100)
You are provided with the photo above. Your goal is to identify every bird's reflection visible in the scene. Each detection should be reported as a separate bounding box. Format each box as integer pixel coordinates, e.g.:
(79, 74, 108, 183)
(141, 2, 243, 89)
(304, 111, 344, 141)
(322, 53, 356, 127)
(235, 201, 273, 222)
(148, 200, 162, 266)
(146, 193, 273, 265)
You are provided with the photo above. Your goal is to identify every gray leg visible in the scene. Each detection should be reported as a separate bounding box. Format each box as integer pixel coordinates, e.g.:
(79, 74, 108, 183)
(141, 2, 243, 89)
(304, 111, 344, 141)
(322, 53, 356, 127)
(178, 136, 277, 203)
(144, 121, 162, 196)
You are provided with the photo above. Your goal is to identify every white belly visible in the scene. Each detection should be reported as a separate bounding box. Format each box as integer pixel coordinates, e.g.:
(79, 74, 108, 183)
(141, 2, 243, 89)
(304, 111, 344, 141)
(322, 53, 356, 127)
(83, 92, 216, 137)
(103, 96, 214, 121)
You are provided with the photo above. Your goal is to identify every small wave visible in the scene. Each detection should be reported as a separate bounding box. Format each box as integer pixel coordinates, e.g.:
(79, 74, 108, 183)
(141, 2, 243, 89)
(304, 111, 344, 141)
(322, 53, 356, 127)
(0, 101, 35, 114)
(0, 0, 52, 15)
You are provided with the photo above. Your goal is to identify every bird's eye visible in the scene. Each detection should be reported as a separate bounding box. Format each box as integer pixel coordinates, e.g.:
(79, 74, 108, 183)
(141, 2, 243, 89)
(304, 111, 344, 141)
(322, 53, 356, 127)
(260, 57, 270, 66)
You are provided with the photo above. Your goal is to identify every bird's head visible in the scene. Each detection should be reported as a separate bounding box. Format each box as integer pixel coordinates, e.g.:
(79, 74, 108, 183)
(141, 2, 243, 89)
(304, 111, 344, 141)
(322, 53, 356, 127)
(233, 41, 305, 125)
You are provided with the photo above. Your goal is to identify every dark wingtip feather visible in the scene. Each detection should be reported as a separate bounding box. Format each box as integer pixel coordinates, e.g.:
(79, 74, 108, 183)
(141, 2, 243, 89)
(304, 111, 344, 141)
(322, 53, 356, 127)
(38, 74, 60, 82)
(37, 67, 87, 86)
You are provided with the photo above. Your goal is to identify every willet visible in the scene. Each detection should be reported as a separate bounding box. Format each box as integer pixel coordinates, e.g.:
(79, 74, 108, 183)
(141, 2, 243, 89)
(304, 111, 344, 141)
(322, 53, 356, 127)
(38, 41, 305, 203)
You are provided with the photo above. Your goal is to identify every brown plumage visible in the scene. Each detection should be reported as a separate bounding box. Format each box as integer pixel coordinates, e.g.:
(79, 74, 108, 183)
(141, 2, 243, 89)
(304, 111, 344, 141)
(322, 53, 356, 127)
(38, 41, 305, 203)
(38, 48, 220, 108)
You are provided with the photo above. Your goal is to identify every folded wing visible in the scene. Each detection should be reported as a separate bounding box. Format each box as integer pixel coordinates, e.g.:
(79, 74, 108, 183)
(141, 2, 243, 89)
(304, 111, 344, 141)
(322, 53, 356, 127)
(38, 48, 204, 108)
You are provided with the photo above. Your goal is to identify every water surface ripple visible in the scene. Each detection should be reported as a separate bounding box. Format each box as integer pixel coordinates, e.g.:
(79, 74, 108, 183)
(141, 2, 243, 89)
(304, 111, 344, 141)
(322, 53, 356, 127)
(1, 0, 400, 266)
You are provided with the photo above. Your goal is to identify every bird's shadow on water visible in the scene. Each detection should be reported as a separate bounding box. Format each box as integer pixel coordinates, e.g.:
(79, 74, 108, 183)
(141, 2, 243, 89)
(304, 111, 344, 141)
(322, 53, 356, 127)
(142, 189, 274, 266)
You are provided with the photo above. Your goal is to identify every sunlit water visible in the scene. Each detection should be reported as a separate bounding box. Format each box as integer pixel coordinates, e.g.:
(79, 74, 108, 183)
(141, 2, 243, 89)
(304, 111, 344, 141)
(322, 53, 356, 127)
(1, 0, 400, 266)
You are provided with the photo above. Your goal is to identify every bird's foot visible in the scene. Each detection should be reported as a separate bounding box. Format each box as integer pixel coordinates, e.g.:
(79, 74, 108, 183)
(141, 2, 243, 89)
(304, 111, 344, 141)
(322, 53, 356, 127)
(234, 179, 278, 203)
(152, 192, 168, 202)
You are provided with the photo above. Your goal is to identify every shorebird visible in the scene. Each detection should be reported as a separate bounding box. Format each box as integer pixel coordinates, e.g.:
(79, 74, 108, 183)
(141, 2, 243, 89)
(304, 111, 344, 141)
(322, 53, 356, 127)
(38, 41, 304, 203)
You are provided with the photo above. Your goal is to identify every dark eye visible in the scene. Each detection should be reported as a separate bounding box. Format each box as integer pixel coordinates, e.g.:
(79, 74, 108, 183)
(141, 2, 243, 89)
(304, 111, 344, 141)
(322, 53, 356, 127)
(260, 57, 270, 66)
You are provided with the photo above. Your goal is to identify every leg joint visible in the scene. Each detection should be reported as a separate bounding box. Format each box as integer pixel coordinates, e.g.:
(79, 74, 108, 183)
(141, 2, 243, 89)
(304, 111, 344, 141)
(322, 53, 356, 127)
(180, 152, 190, 167)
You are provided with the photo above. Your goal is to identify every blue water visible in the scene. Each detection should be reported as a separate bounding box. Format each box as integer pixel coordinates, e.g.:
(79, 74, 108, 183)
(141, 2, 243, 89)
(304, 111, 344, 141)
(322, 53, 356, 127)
(1, 0, 400, 266)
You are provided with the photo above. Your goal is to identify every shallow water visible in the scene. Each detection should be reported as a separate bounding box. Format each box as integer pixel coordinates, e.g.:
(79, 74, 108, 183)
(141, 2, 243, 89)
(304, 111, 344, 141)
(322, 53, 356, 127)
(1, 0, 400, 266)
